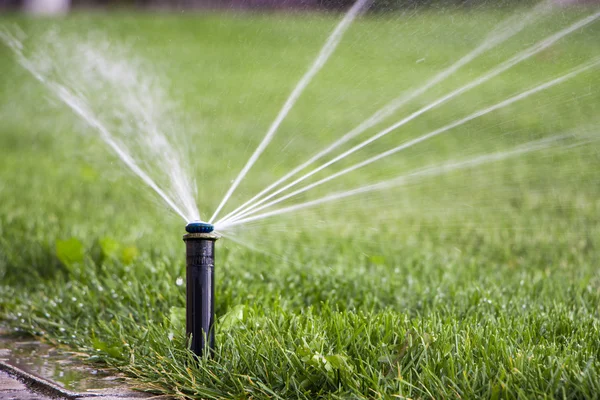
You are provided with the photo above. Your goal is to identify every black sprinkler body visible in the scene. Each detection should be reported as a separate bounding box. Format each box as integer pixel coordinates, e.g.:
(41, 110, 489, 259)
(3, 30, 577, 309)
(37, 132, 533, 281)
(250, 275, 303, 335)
(184, 221, 218, 357)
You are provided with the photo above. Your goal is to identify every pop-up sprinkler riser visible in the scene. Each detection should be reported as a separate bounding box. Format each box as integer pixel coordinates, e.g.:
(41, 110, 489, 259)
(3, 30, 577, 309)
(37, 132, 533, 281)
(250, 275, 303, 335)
(183, 221, 217, 357)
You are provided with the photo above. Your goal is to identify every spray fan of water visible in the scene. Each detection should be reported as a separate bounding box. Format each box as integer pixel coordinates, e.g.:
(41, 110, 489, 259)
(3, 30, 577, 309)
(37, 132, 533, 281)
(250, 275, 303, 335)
(1, 0, 599, 246)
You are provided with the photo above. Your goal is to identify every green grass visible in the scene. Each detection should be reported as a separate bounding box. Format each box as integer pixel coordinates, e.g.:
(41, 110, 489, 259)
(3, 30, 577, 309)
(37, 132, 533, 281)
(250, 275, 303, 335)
(1, 7, 600, 399)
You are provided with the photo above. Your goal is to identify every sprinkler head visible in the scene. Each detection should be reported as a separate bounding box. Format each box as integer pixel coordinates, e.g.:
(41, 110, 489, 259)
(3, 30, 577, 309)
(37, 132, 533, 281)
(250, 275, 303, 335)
(185, 221, 214, 234)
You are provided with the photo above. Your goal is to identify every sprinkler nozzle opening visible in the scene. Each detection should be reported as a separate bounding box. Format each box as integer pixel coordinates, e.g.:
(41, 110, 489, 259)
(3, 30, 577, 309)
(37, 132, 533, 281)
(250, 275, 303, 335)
(186, 221, 214, 233)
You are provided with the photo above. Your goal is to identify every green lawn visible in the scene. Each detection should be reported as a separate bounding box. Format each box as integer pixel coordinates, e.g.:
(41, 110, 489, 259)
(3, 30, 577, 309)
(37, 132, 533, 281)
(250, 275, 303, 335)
(1, 7, 600, 399)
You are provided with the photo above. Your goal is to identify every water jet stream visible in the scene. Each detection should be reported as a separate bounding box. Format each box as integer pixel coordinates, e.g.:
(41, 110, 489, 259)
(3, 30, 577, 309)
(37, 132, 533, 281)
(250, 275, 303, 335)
(216, 132, 595, 230)
(209, 0, 372, 224)
(1, 31, 201, 223)
(219, 58, 600, 226)
(218, 0, 554, 224)
(0, 32, 196, 222)
(219, 10, 600, 225)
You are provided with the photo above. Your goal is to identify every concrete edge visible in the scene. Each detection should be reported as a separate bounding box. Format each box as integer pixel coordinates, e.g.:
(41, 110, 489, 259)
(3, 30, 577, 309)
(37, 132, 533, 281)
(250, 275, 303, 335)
(0, 359, 97, 399)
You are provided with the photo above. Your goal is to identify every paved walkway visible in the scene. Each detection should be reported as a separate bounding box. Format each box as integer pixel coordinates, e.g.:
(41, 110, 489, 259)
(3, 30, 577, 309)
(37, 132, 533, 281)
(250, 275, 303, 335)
(0, 370, 53, 400)
(0, 332, 158, 400)
(0, 361, 154, 400)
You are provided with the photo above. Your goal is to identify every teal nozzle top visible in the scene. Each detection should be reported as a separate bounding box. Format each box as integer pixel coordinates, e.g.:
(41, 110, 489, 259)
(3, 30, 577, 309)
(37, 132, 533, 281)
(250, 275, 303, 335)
(185, 221, 214, 233)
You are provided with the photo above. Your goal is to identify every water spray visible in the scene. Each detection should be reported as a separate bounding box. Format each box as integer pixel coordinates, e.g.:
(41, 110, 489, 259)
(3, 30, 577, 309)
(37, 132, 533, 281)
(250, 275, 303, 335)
(183, 221, 218, 357)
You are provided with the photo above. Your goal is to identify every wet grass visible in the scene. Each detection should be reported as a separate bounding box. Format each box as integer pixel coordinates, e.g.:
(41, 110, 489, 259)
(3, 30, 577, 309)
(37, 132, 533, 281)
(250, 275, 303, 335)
(1, 7, 600, 399)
